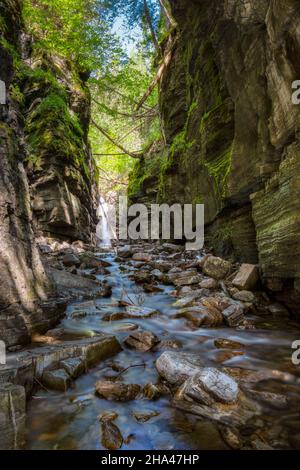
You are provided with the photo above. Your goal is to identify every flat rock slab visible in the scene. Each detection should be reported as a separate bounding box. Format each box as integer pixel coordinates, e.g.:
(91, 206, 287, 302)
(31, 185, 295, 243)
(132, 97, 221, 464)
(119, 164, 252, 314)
(125, 306, 159, 318)
(187, 368, 239, 405)
(0, 383, 26, 450)
(0, 334, 121, 397)
(156, 351, 204, 385)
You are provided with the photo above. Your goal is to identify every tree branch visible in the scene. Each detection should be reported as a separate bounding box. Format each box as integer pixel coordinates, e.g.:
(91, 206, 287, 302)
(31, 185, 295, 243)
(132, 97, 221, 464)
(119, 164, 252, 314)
(91, 120, 143, 159)
(135, 35, 175, 111)
(143, 0, 162, 56)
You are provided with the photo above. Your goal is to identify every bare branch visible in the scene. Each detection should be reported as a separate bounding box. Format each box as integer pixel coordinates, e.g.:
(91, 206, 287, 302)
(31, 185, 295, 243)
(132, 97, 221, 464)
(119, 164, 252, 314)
(91, 120, 143, 159)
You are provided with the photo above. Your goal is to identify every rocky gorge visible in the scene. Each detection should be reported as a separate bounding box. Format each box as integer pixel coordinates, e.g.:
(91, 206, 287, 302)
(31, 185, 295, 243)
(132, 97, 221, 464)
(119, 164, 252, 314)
(0, 0, 300, 452)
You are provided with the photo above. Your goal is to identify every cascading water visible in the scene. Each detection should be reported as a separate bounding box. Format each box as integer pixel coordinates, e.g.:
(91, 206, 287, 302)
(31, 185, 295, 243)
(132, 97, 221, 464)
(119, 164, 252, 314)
(96, 197, 114, 248)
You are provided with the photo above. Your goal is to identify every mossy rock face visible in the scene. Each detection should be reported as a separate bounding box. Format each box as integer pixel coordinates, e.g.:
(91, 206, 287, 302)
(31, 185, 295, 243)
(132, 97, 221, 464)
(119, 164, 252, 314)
(22, 50, 97, 242)
(129, 0, 300, 315)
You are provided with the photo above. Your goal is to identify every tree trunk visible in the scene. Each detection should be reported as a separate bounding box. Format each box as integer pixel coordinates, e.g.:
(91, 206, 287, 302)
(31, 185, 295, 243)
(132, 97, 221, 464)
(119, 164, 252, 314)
(143, 0, 162, 56)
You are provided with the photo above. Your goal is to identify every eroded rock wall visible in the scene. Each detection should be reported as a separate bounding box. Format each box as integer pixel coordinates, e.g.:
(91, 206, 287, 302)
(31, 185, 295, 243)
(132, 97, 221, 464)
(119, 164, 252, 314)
(0, 0, 57, 347)
(129, 0, 300, 314)
(0, 0, 98, 347)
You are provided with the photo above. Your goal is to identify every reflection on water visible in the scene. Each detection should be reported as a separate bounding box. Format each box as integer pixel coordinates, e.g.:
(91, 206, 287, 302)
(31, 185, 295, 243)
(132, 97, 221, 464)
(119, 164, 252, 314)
(26, 253, 300, 450)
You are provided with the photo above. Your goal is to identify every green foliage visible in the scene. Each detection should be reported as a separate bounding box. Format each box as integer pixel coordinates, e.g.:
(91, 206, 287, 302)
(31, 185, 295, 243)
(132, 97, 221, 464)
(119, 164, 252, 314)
(23, 0, 121, 71)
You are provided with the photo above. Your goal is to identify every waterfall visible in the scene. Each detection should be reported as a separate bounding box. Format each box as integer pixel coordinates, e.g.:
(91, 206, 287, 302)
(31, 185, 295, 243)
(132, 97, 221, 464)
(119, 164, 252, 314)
(96, 197, 113, 248)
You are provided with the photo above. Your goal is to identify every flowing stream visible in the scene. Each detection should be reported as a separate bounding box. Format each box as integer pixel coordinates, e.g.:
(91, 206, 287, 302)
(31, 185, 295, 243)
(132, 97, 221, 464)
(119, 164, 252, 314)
(25, 251, 300, 450)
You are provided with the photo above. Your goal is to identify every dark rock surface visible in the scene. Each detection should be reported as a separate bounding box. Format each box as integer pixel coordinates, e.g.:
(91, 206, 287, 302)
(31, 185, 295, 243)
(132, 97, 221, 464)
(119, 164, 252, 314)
(128, 0, 300, 316)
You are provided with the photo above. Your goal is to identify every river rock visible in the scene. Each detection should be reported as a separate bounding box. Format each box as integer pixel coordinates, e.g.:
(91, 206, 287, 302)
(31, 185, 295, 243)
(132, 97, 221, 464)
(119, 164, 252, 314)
(172, 271, 202, 287)
(200, 278, 219, 289)
(125, 306, 159, 318)
(178, 305, 223, 327)
(183, 368, 239, 405)
(214, 338, 245, 350)
(101, 421, 123, 450)
(99, 411, 118, 422)
(60, 357, 85, 379)
(62, 253, 81, 267)
(222, 304, 245, 327)
(42, 368, 72, 392)
(133, 410, 160, 423)
(203, 256, 232, 280)
(118, 245, 132, 258)
(132, 252, 152, 262)
(124, 330, 159, 352)
(156, 351, 204, 385)
(95, 381, 141, 401)
(232, 264, 259, 291)
(143, 383, 162, 400)
(232, 290, 255, 303)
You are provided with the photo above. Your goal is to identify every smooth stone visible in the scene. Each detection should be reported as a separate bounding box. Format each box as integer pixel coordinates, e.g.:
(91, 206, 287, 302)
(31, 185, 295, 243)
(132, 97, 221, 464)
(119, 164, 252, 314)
(124, 330, 159, 352)
(132, 410, 160, 423)
(125, 306, 159, 318)
(156, 351, 204, 385)
(101, 421, 123, 450)
(203, 256, 232, 280)
(62, 253, 80, 267)
(214, 338, 245, 350)
(232, 290, 255, 302)
(95, 381, 141, 402)
(184, 368, 239, 404)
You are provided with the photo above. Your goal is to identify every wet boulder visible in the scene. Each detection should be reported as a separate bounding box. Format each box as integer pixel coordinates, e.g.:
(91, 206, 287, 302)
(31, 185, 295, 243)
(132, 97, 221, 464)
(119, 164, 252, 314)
(178, 304, 223, 327)
(95, 380, 141, 401)
(222, 304, 245, 327)
(156, 351, 204, 385)
(232, 290, 255, 303)
(42, 368, 72, 392)
(124, 330, 159, 352)
(101, 420, 123, 450)
(232, 264, 259, 291)
(59, 357, 85, 379)
(62, 253, 81, 267)
(203, 256, 232, 280)
(183, 368, 239, 405)
(125, 305, 159, 318)
(132, 252, 152, 262)
(132, 409, 160, 423)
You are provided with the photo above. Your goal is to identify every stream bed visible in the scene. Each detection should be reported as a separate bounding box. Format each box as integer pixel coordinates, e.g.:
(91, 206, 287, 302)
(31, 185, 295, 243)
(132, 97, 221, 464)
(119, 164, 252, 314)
(25, 249, 300, 450)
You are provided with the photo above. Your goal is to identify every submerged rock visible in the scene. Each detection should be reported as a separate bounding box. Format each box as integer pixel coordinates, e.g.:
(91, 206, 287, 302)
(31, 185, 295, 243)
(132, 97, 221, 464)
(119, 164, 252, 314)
(95, 381, 141, 402)
(133, 409, 160, 423)
(101, 420, 123, 450)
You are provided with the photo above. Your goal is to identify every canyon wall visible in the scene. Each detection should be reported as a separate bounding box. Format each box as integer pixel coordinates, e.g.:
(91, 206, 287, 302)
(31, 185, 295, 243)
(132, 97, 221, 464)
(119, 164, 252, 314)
(0, 0, 97, 347)
(129, 0, 300, 314)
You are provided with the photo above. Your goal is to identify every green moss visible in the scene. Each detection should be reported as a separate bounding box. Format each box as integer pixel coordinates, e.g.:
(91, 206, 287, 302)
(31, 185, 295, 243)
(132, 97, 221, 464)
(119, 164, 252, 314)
(9, 84, 24, 106)
(203, 144, 233, 198)
(0, 14, 7, 33)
